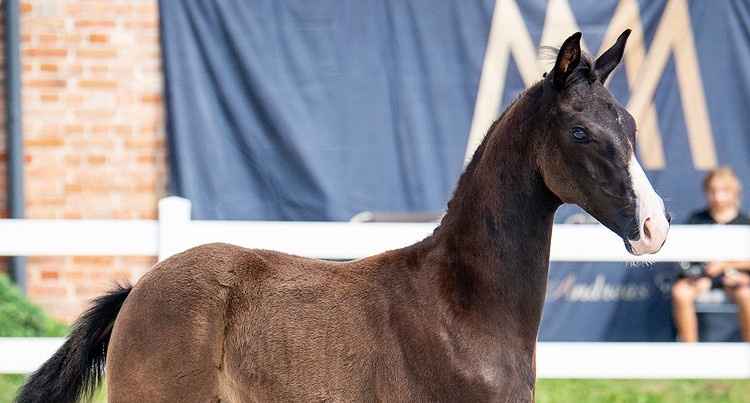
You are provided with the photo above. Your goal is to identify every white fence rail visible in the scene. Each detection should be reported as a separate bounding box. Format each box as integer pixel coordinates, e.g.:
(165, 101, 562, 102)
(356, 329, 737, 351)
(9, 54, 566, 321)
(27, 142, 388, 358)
(2, 337, 748, 379)
(1, 196, 749, 377)
(2, 196, 750, 262)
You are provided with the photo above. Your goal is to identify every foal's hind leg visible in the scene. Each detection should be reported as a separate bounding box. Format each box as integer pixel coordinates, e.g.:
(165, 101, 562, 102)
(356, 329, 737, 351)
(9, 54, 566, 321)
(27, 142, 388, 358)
(104, 253, 236, 401)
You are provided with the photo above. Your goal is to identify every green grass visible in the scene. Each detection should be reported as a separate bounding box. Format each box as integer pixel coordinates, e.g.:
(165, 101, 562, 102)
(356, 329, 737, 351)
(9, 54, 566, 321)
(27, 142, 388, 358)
(1, 377, 749, 402)
(0, 374, 106, 403)
(0, 374, 26, 403)
(535, 379, 750, 402)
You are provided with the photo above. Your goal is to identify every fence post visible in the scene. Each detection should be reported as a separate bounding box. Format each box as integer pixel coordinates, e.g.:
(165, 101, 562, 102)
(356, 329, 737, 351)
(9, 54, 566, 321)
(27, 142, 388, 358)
(158, 196, 192, 261)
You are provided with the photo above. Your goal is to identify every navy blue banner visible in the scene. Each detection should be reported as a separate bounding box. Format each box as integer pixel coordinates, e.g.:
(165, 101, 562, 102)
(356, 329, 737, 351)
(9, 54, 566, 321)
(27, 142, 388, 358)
(159, 0, 494, 220)
(160, 0, 750, 341)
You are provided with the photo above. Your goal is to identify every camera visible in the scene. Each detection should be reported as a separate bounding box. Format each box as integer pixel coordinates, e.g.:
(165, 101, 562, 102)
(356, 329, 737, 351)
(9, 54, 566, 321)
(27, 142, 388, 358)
(678, 261, 706, 279)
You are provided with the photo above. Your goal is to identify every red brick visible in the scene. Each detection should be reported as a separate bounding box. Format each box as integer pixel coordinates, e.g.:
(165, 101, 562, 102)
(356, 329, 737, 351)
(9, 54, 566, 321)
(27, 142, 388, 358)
(74, 19, 116, 28)
(40, 93, 59, 102)
(64, 2, 84, 14)
(30, 256, 65, 266)
(115, 4, 135, 14)
(90, 65, 109, 74)
(26, 168, 65, 181)
(125, 20, 159, 30)
(115, 124, 133, 135)
(40, 63, 58, 73)
(88, 155, 107, 164)
(138, 154, 157, 164)
(137, 182, 156, 192)
(74, 108, 117, 119)
(89, 34, 108, 43)
(25, 78, 66, 88)
(89, 3, 113, 14)
(137, 3, 159, 14)
(79, 79, 118, 89)
(76, 48, 118, 58)
(39, 123, 60, 136)
(138, 122, 158, 134)
(25, 18, 65, 30)
(125, 139, 164, 148)
(25, 137, 66, 147)
(65, 33, 83, 44)
(38, 33, 59, 43)
(91, 124, 109, 134)
(65, 183, 83, 193)
(65, 123, 84, 135)
(65, 269, 85, 281)
(40, 270, 60, 280)
(26, 196, 65, 207)
(140, 93, 162, 104)
(69, 138, 116, 149)
(25, 48, 67, 57)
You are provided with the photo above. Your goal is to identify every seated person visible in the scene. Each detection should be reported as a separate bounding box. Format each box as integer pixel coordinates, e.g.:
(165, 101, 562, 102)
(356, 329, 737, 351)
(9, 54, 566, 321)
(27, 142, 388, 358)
(672, 166, 750, 342)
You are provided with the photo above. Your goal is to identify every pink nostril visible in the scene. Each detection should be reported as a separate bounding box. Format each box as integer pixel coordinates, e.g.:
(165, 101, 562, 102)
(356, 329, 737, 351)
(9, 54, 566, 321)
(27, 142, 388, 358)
(642, 217, 652, 241)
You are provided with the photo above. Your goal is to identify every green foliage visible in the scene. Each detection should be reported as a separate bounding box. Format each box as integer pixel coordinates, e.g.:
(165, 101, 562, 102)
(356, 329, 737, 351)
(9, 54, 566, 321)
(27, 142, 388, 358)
(0, 274, 68, 337)
(0, 274, 71, 400)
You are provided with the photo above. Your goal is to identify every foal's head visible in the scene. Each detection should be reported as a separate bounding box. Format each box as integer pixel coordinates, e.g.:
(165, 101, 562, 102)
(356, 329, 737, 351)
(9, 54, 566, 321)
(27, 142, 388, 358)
(538, 30, 670, 255)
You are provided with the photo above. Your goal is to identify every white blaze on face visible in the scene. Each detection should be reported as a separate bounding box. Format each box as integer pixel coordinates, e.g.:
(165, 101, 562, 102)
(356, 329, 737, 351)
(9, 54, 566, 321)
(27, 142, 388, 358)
(627, 155, 670, 255)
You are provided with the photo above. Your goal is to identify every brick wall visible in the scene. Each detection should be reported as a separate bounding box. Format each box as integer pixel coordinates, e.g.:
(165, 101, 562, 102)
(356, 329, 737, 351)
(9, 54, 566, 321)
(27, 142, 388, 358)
(0, 0, 167, 321)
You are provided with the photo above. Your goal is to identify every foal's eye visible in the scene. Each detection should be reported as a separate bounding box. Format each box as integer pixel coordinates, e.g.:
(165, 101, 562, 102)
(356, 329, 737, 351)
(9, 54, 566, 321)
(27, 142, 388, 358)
(570, 128, 590, 143)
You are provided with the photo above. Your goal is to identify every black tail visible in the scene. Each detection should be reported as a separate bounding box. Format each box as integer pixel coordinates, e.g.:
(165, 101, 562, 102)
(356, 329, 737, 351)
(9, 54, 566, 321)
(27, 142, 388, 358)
(14, 283, 132, 403)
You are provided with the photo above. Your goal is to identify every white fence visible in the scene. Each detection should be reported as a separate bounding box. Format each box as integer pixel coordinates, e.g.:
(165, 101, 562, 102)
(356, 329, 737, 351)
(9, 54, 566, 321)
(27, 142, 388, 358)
(1, 196, 750, 378)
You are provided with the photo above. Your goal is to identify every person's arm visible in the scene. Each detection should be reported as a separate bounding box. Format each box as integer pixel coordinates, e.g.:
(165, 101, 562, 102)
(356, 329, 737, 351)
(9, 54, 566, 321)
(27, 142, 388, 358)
(703, 260, 750, 277)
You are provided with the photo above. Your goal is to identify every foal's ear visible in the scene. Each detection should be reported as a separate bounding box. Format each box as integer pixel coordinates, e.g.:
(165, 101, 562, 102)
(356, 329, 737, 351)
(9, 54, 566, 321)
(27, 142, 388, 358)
(592, 29, 631, 84)
(552, 32, 582, 91)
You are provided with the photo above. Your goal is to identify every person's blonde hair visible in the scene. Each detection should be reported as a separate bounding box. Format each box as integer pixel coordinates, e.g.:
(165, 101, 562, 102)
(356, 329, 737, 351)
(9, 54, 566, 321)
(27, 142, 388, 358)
(702, 166, 742, 195)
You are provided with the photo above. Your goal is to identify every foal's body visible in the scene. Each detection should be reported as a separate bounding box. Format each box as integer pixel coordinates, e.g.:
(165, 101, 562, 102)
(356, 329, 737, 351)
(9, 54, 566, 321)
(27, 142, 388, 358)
(110, 159, 554, 402)
(112, 237, 542, 401)
(17, 31, 670, 402)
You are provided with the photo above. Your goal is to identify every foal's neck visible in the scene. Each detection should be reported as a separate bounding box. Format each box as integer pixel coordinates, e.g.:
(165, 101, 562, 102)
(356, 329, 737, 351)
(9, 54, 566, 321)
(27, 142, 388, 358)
(430, 87, 561, 333)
